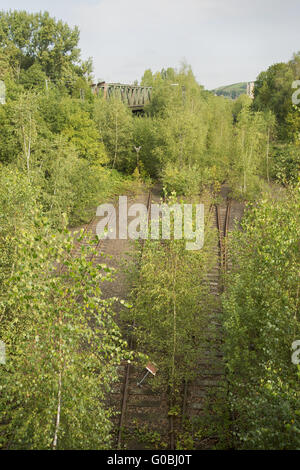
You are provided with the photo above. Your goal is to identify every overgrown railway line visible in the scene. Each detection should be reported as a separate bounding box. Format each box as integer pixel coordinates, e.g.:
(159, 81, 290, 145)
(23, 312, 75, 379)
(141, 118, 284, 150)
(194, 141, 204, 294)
(116, 190, 153, 449)
(70, 188, 242, 450)
(113, 188, 242, 450)
(173, 196, 234, 449)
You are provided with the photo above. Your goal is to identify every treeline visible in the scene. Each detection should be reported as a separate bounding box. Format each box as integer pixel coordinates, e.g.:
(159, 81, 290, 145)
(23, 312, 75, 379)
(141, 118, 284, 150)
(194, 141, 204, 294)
(136, 67, 275, 199)
(222, 53, 300, 449)
(0, 10, 140, 449)
(0, 10, 139, 228)
(253, 52, 300, 185)
(0, 10, 291, 208)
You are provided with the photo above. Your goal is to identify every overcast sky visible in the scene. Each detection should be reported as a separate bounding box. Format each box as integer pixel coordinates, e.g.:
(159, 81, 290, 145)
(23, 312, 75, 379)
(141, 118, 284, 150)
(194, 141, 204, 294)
(1, 0, 300, 89)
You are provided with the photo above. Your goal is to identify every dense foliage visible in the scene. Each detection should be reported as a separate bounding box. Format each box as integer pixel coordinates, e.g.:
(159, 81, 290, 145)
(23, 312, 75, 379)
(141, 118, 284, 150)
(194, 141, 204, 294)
(0, 10, 91, 84)
(223, 187, 300, 449)
(0, 8, 299, 450)
(123, 195, 218, 448)
(131, 67, 275, 200)
(0, 10, 137, 450)
(0, 212, 127, 449)
(253, 53, 300, 184)
(127, 198, 216, 391)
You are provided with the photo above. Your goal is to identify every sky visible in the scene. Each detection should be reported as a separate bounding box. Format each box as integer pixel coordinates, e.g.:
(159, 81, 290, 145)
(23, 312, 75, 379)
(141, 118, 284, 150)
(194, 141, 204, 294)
(1, 0, 300, 89)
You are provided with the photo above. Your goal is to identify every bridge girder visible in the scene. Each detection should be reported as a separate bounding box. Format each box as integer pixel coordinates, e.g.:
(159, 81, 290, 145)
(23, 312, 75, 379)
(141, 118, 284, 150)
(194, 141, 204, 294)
(92, 82, 152, 110)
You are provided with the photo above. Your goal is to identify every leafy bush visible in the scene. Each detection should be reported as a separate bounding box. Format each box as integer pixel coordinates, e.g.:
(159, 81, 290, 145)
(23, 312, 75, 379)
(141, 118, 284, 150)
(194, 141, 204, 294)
(162, 163, 221, 197)
(271, 143, 300, 185)
(0, 213, 127, 449)
(223, 186, 300, 449)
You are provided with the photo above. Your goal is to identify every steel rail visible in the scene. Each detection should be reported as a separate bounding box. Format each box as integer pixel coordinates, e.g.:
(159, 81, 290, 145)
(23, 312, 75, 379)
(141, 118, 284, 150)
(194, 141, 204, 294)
(117, 190, 152, 449)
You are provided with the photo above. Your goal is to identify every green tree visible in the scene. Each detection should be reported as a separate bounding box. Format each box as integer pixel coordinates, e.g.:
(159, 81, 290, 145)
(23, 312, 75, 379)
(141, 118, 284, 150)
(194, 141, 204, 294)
(253, 61, 294, 140)
(60, 97, 107, 164)
(229, 104, 272, 197)
(12, 90, 39, 178)
(140, 68, 154, 87)
(94, 95, 133, 171)
(126, 197, 216, 416)
(0, 212, 128, 449)
(223, 187, 300, 449)
(0, 10, 90, 84)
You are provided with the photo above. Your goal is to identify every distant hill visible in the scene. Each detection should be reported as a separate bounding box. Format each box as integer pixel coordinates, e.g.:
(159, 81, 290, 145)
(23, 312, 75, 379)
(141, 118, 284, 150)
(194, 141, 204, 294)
(211, 82, 248, 99)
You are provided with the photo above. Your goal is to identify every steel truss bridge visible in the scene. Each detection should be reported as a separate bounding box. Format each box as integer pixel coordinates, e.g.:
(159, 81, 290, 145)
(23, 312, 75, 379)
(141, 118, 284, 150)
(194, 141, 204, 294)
(91, 82, 152, 111)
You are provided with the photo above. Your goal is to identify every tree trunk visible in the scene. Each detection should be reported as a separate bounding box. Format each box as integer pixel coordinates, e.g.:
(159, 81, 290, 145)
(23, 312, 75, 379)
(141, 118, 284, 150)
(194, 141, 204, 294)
(113, 111, 118, 168)
(52, 369, 62, 450)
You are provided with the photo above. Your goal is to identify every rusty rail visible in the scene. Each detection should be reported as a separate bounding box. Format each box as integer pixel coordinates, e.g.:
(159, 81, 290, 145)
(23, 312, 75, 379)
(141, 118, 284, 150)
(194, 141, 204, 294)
(117, 191, 152, 449)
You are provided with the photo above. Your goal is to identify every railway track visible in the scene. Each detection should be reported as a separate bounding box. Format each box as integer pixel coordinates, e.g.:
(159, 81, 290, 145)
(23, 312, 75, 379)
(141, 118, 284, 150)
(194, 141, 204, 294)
(55, 215, 100, 278)
(69, 193, 123, 267)
(68, 187, 241, 450)
(116, 190, 152, 449)
(63, 192, 164, 450)
(170, 196, 233, 450)
(216, 200, 231, 276)
(114, 190, 236, 450)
